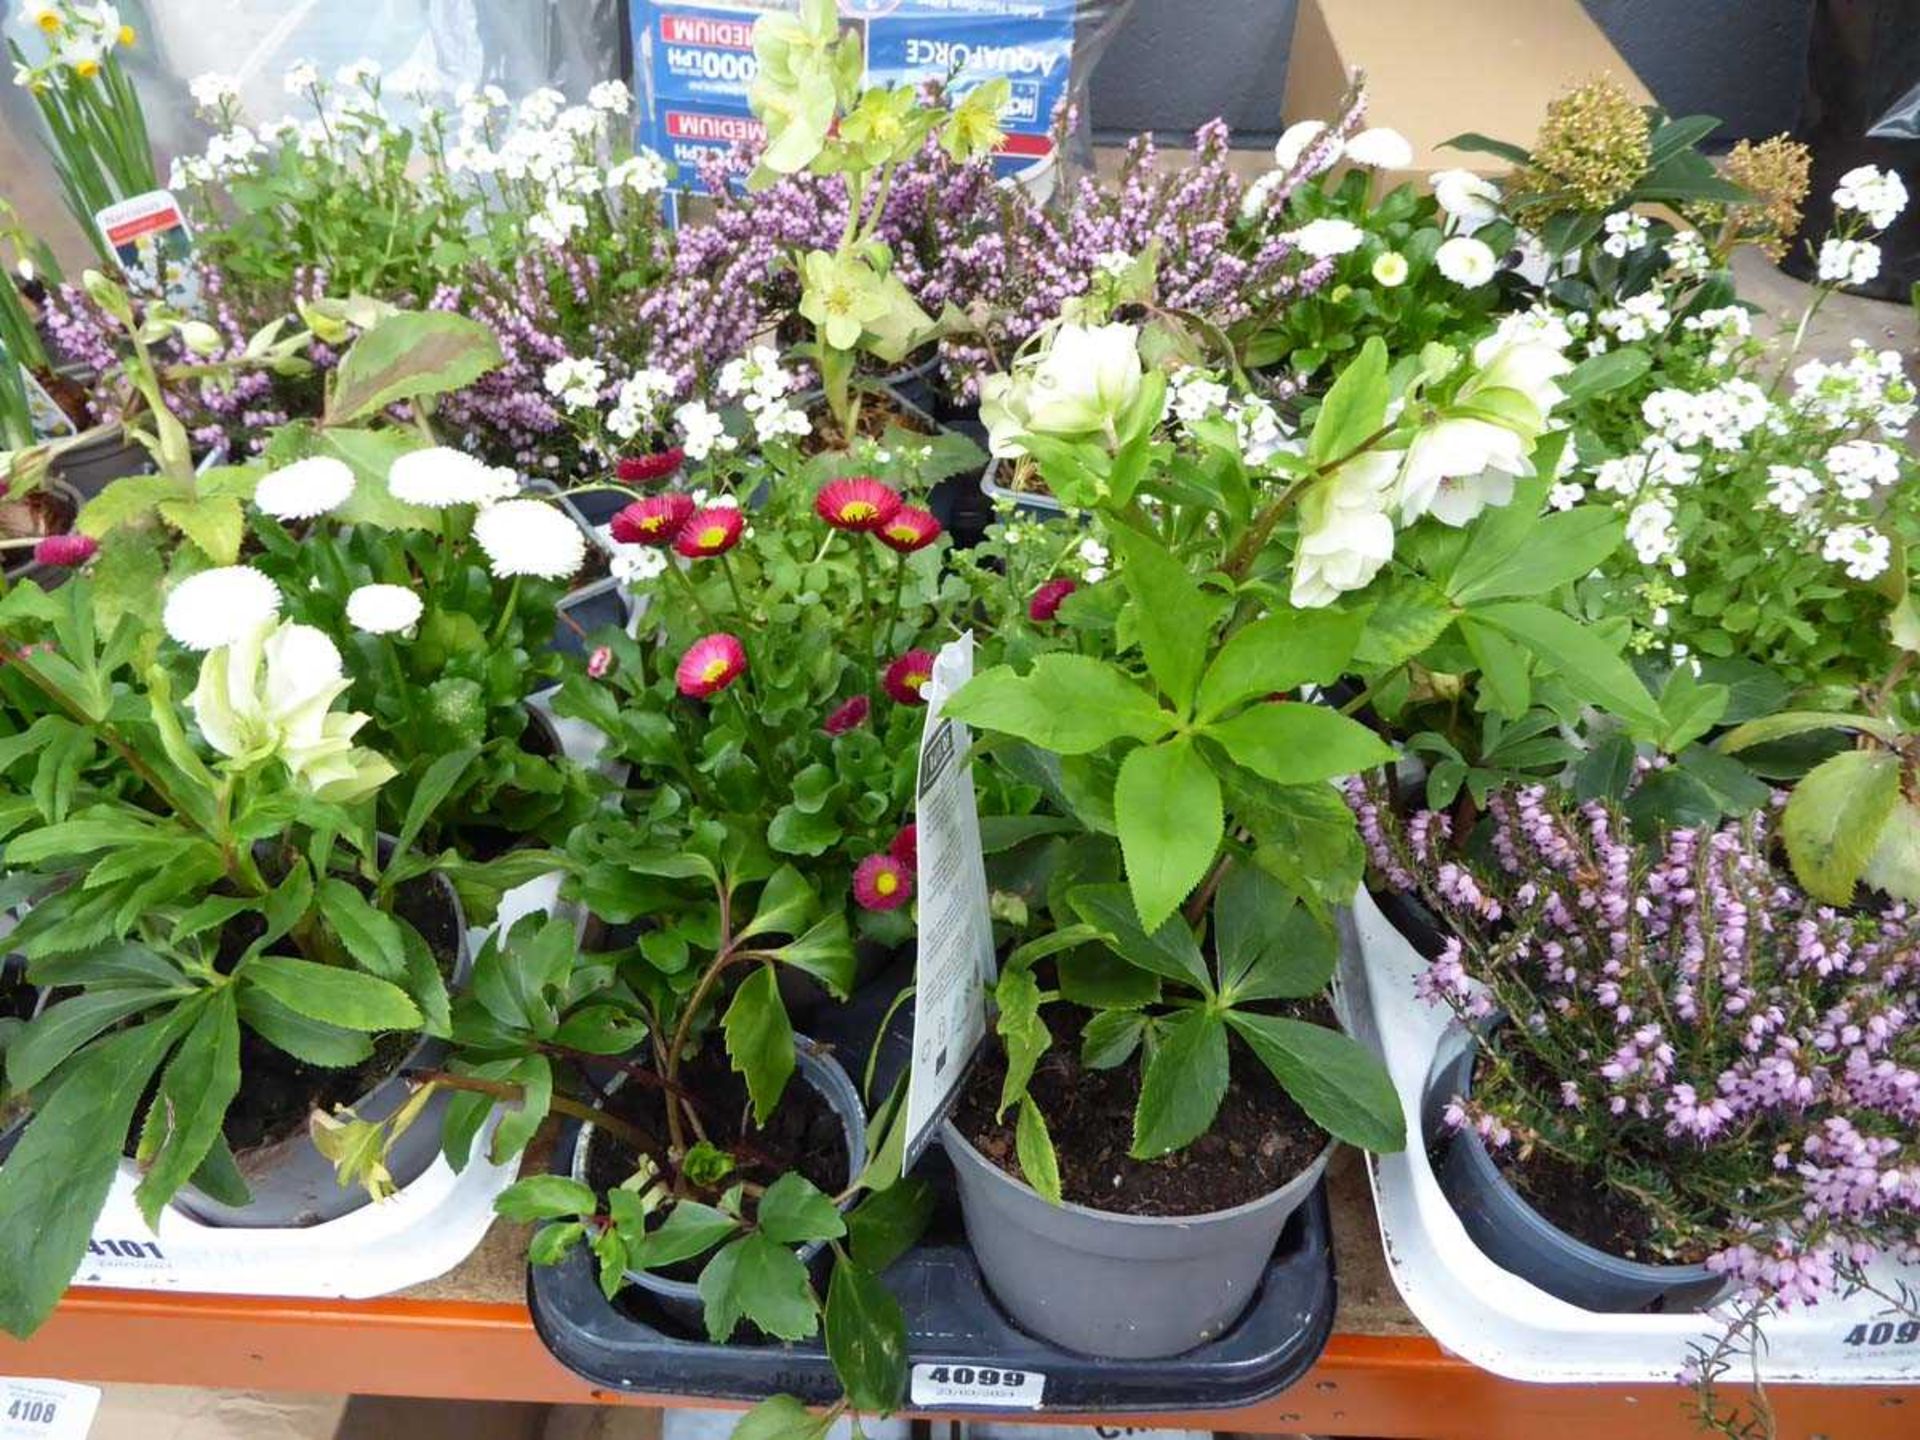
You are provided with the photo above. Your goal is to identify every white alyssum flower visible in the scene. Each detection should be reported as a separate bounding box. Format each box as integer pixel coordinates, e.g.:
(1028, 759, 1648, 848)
(164, 566, 284, 651)
(1601, 210, 1651, 258)
(589, 79, 632, 114)
(518, 86, 566, 127)
(1817, 237, 1881, 288)
(1664, 229, 1710, 277)
(1548, 480, 1587, 511)
(254, 456, 357, 521)
(1764, 464, 1822, 517)
(1286, 217, 1367, 259)
(1371, 252, 1409, 287)
(1596, 290, 1673, 343)
(1075, 537, 1110, 584)
(1825, 439, 1901, 499)
(346, 583, 423, 635)
(1791, 344, 1915, 434)
(717, 345, 794, 404)
(608, 150, 669, 195)
(1434, 235, 1497, 287)
(334, 58, 380, 90)
(750, 396, 811, 444)
(1430, 168, 1500, 227)
(1273, 119, 1338, 175)
(389, 446, 515, 509)
(675, 400, 736, 462)
(1832, 164, 1908, 230)
(1823, 523, 1892, 581)
(608, 367, 679, 441)
(610, 544, 668, 585)
(1490, 305, 1573, 353)
(189, 71, 239, 112)
(528, 196, 589, 247)
(1169, 367, 1231, 425)
(283, 58, 319, 95)
(1232, 397, 1295, 468)
(1625, 497, 1679, 565)
(1343, 127, 1412, 170)
(388, 59, 441, 100)
(543, 356, 608, 412)
(473, 498, 586, 582)
(1093, 250, 1134, 279)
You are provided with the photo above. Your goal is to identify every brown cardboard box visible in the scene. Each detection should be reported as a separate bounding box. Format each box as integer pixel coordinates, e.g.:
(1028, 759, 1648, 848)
(1283, 0, 1653, 184)
(86, 1386, 350, 1440)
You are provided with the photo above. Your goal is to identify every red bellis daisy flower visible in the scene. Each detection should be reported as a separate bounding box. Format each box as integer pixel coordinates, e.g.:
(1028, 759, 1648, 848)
(823, 694, 871, 735)
(889, 823, 917, 870)
(884, 649, 936, 705)
(815, 476, 902, 533)
(1029, 577, 1076, 622)
(33, 533, 97, 568)
(877, 505, 942, 554)
(676, 632, 747, 699)
(616, 448, 685, 485)
(853, 853, 913, 912)
(674, 504, 744, 558)
(611, 493, 694, 546)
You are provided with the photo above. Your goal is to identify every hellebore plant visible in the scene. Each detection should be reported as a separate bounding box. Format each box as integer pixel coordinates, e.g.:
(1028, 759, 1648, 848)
(746, 0, 1009, 439)
(0, 572, 498, 1338)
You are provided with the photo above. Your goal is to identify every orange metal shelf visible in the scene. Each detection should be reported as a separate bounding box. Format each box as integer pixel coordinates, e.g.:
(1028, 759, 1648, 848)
(3, 1286, 1912, 1439)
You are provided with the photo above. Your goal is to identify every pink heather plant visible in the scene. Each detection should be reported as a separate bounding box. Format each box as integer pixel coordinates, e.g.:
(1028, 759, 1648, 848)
(1352, 778, 1920, 1306)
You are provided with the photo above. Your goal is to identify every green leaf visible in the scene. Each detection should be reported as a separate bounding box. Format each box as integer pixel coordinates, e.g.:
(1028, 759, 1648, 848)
(529, 1221, 586, 1267)
(730, 1396, 830, 1440)
(1718, 710, 1899, 753)
(0, 1017, 188, 1337)
(756, 1172, 846, 1246)
(1203, 702, 1394, 786)
(156, 494, 244, 564)
(493, 1175, 596, 1222)
(626, 1201, 739, 1269)
(1216, 862, 1336, 1001)
(326, 311, 503, 426)
(1574, 732, 1638, 802)
(1865, 800, 1920, 903)
(825, 1260, 908, 1413)
(1308, 335, 1389, 469)
(942, 656, 1174, 755)
(7, 989, 174, 1092)
(1194, 609, 1366, 721)
(846, 1178, 934, 1272)
(994, 962, 1051, 1119)
(1657, 667, 1729, 753)
(1560, 347, 1652, 404)
(1108, 524, 1228, 713)
(319, 428, 440, 531)
(721, 965, 794, 1126)
(1068, 883, 1210, 993)
(133, 986, 241, 1228)
(1472, 601, 1662, 732)
(1080, 1010, 1147, 1070)
(1449, 507, 1624, 604)
(317, 878, 408, 982)
(1112, 738, 1223, 935)
(1459, 617, 1532, 719)
(738, 865, 814, 943)
(1226, 1012, 1405, 1152)
(1131, 1009, 1228, 1159)
(762, 914, 855, 1000)
(394, 747, 480, 860)
(236, 988, 373, 1068)
(1014, 1095, 1062, 1204)
(699, 1231, 818, 1343)
(1781, 749, 1902, 905)
(1443, 131, 1533, 165)
(551, 1004, 649, 1056)
(240, 956, 423, 1031)
(75, 473, 181, 539)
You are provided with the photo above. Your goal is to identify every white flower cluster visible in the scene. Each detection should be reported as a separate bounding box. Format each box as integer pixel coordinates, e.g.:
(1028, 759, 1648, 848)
(1664, 229, 1710, 278)
(675, 400, 737, 462)
(1789, 345, 1915, 435)
(608, 367, 680, 442)
(1679, 305, 1752, 366)
(1817, 238, 1881, 288)
(1284, 218, 1366, 260)
(1434, 235, 1497, 288)
(389, 446, 518, 509)
(1831, 164, 1908, 231)
(1593, 290, 1671, 345)
(716, 345, 810, 444)
(1600, 210, 1650, 258)
(543, 356, 608, 413)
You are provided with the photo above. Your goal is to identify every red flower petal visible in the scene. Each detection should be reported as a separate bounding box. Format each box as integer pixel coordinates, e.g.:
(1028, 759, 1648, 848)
(853, 853, 914, 911)
(889, 823, 917, 869)
(675, 632, 747, 699)
(1028, 577, 1077, 622)
(815, 476, 902, 533)
(611, 493, 694, 546)
(32, 533, 98, 568)
(673, 504, 744, 558)
(616, 448, 685, 485)
(884, 649, 936, 705)
(877, 505, 942, 554)
(823, 693, 872, 735)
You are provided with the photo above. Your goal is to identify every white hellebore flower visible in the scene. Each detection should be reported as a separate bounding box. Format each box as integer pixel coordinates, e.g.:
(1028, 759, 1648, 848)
(389, 446, 515, 509)
(191, 619, 396, 803)
(1291, 451, 1400, 609)
(1286, 218, 1367, 259)
(1435, 235, 1497, 287)
(254, 455, 356, 521)
(1430, 168, 1501, 227)
(1273, 119, 1338, 175)
(1344, 127, 1413, 170)
(473, 498, 586, 582)
(977, 371, 1034, 459)
(346, 583, 424, 636)
(164, 566, 283, 651)
(1023, 322, 1146, 437)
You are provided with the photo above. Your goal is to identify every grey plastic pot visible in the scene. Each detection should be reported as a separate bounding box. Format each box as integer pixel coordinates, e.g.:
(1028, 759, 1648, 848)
(939, 1116, 1334, 1358)
(168, 872, 471, 1229)
(1426, 1026, 1727, 1313)
(48, 425, 150, 499)
(572, 1039, 868, 1334)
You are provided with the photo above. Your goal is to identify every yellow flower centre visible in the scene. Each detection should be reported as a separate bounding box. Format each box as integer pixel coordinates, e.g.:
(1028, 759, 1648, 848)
(904, 670, 928, 694)
(641, 516, 666, 533)
(696, 524, 727, 548)
(822, 281, 858, 317)
(874, 871, 899, 896)
(74, 58, 100, 78)
(839, 500, 877, 522)
(35, 12, 60, 33)
(884, 523, 914, 543)
(117, 24, 135, 46)
(700, 657, 730, 684)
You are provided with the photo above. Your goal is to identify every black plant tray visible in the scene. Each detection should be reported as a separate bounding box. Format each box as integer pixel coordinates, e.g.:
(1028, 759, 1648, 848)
(528, 1131, 1334, 1411)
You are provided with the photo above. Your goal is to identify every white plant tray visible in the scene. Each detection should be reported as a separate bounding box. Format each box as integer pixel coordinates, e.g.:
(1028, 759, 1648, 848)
(1340, 885, 1920, 1385)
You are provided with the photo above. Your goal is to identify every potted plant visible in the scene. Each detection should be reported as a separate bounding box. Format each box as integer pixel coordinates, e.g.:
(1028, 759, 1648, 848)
(0, 567, 534, 1337)
(1350, 779, 1920, 1328)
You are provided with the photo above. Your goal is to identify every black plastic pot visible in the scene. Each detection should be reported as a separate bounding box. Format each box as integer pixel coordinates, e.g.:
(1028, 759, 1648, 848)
(1426, 1028, 1726, 1314)
(552, 576, 635, 657)
(568, 1039, 867, 1334)
(168, 871, 471, 1228)
(48, 425, 150, 500)
(0, 959, 44, 1165)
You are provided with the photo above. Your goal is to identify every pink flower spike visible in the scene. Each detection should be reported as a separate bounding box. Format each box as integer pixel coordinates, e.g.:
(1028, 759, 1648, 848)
(854, 853, 914, 912)
(816, 476, 902, 533)
(1029, 577, 1076, 622)
(676, 632, 747, 699)
(823, 694, 871, 735)
(889, 823, 917, 870)
(883, 649, 936, 706)
(34, 533, 98, 568)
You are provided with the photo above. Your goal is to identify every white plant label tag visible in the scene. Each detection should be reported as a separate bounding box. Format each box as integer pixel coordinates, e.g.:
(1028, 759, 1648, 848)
(902, 633, 995, 1169)
(909, 1362, 1045, 1410)
(0, 1379, 100, 1440)
(93, 190, 199, 310)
